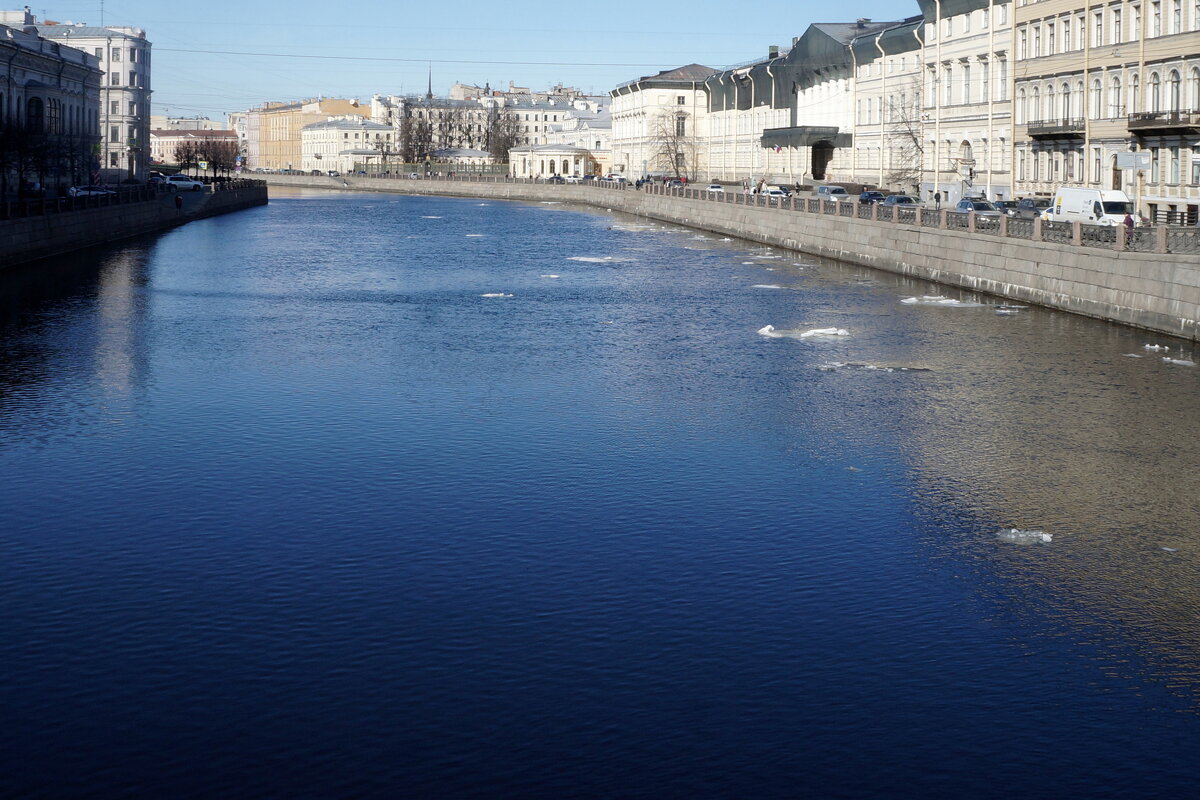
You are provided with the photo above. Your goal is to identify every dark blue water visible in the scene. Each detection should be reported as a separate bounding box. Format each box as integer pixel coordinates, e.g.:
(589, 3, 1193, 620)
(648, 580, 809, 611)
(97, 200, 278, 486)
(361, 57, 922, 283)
(2, 188, 1199, 798)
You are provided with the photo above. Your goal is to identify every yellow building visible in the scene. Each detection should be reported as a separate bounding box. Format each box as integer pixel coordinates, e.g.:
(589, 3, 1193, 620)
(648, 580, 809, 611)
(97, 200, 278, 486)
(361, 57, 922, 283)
(1014, 0, 1200, 222)
(248, 98, 368, 171)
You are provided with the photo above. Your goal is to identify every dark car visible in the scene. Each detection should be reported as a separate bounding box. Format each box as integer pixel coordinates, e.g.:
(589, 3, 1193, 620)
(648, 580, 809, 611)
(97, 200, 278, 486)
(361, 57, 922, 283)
(859, 191, 886, 205)
(666, 179, 685, 188)
(882, 194, 919, 206)
(1013, 196, 1052, 219)
(994, 200, 1018, 216)
(546, 175, 565, 184)
(955, 198, 1001, 217)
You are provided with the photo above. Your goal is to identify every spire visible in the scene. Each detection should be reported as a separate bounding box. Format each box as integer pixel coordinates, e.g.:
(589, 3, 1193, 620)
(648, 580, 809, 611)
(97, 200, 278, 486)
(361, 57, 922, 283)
(426, 65, 433, 100)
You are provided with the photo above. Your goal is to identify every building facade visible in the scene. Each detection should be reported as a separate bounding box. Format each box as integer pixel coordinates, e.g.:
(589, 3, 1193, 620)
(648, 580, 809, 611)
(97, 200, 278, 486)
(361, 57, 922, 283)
(610, 64, 716, 180)
(149, 128, 238, 166)
(1, 14, 101, 194)
(21, 12, 153, 181)
(1014, 0, 1200, 222)
(300, 115, 394, 173)
(243, 98, 368, 171)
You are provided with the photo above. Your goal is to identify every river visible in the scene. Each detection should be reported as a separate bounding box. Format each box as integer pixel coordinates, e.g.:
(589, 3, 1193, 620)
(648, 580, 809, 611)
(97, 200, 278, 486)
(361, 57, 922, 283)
(2, 186, 1199, 798)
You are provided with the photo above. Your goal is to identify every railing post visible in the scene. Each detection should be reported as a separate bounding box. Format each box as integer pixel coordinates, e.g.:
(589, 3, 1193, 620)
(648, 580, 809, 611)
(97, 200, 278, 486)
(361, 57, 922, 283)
(939, 209, 948, 229)
(1071, 221, 1082, 246)
(999, 213, 1008, 238)
(1156, 224, 1169, 254)
(1115, 224, 1127, 251)
(871, 203, 879, 221)
(1032, 216, 1043, 241)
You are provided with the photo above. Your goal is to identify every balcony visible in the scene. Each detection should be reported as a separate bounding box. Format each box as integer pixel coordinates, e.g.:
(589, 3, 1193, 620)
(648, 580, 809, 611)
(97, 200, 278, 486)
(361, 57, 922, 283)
(1026, 118, 1085, 138)
(1128, 110, 1200, 134)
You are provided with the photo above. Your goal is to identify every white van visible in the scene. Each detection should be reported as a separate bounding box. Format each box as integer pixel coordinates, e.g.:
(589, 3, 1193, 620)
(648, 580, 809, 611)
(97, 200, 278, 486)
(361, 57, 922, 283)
(1041, 188, 1134, 226)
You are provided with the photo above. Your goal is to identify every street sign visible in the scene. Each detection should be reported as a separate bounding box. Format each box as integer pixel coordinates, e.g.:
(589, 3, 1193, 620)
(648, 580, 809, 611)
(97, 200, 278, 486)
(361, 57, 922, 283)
(1115, 152, 1152, 170)
(198, 160, 209, 170)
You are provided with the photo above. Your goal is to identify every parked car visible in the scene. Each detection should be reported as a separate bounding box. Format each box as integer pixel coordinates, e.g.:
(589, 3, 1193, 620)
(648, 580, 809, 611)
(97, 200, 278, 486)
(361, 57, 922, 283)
(993, 199, 1019, 216)
(955, 198, 1002, 217)
(1012, 196, 1052, 219)
(582, 175, 598, 182)
(164, 175, 206, 192)
(666, 179, 685, 188)
(882, 194, 920, 206)
(706, 183, 725, 193)
(68, 185, 116, 197)
(326, 170, 340, 177)
(858, 191, 886, 205)
(563, 175, 582, 183)
(758, 186, 791, 198)
(602, 174, 627, 184)
(546, 175, 565, 184)
(816, 185, 849, 200)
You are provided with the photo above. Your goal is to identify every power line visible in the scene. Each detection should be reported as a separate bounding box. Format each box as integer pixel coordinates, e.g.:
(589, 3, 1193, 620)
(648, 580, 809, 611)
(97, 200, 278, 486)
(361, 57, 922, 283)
(154, 47, 666, 69)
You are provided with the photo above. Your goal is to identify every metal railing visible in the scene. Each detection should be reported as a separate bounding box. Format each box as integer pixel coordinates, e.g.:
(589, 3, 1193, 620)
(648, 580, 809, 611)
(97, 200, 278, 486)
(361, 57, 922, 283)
(1, 184, 162, 220)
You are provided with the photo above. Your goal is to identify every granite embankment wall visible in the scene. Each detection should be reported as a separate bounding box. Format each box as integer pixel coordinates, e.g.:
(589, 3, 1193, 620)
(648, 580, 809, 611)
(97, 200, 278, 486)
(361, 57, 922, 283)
(269, 174, 1200, 340)
(0, 184, 269, 271)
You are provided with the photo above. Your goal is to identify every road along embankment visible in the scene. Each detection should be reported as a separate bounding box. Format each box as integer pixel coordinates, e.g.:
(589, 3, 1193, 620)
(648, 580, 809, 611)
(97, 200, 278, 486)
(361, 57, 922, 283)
(267, 174, 1200, 341)
(0, 182, 269, 271)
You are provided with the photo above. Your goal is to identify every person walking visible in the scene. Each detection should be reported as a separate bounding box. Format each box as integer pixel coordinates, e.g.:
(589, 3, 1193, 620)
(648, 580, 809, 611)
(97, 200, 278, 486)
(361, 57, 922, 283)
(933, 191, 942, 211)
(174, 193, 184, 211)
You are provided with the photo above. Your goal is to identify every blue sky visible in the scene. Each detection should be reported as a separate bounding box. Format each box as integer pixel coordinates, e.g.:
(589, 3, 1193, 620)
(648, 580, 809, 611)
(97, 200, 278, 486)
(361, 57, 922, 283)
(32, 0, 920, 122)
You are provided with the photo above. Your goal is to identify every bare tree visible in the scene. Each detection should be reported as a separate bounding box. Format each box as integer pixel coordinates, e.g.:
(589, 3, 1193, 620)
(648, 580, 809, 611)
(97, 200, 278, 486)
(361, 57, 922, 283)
(197, 139, 240, 178)
(486, 108, 521, 163)
(648, 110, 698, 180)
(400, 115, 434, 164)
(173, 140, 200, 173)
(884, 78, 924, 192)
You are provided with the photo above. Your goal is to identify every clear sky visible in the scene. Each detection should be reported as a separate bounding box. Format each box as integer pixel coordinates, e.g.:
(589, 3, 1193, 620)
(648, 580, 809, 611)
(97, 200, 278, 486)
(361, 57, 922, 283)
(28, 0, 922, 122)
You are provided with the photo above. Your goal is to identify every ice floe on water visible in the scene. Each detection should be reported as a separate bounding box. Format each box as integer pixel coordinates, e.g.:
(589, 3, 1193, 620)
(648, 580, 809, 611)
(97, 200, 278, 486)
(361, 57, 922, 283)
(421, 215, 442, 219)
(465, 234, 485, 237)
(816, 362, 931, 373)
(540, 201, 562, 205)
(480, 293, 513, 298)
(751, 284, 785, 289)
(1144, 343, 1170, 351)
(1163, 357, 1196, 366)
(901, 295, 987, 307)
(1124, 353, 1144, 358)
(720, 237, 733, 241)
(996, 528, 1053, 545)
(568, 256, 630, 263)
(540, 274, 561, 279)
(758, 325, 849, 339)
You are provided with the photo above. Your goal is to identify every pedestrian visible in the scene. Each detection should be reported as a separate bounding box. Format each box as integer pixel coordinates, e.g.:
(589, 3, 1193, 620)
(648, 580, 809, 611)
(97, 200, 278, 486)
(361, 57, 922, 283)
(934, 190, 942, 211)
(174, 193, 183, 211)
(1123, 212, 1135, 231)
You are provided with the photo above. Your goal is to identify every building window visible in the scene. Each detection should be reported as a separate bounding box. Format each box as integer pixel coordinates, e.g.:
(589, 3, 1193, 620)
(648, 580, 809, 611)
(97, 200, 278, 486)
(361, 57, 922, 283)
(129, 102, 137, 116)
(110, 152, 119, 166)
(1018, 28, 1027, 59)
(1094, 11, 1104, 46)
(110, 125, 119, 142)
(1063, 19, 1072, 50)
(677, 95, 686, 105)
(110, 72, 120, 86)
(110, 47, 121, 62)
(1033, 25, 1041, 56)
(1048, 23, 1056, 53)
(1152, 148, 1161, 182)
(130, 48, 137, 62)
(1152, 1, 1162, 35)
(129, 72, 137, 87)
(94, 47, 102, 58)
(110, 100, 119, 114)
(1093, 147, 1101, 181)
(1113, 8, 1123, 42)
(1170, 146, 1180, 182)
(1174, 0, 1183, 32)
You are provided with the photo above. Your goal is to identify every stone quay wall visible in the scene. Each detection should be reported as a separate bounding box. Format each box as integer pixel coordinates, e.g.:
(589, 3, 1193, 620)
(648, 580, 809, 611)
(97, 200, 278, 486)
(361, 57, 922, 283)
(0, 182, 269, 271)
(267, 173, 1200, 341)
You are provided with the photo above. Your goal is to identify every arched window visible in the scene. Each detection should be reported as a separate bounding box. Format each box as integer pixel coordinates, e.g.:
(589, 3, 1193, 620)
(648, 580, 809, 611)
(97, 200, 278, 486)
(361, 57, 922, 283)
(26, 97, 44, 132)
(1046, 84, 1056, 121)
(1168, 69, 1182, 111)
(1110, 75, 1123, 118)
(1131, 72, 1141, 112)
(1191, 67, 1200, 109)
(1031, 87, 1041, 122)
(1091, 78, 1103, 119)
(1017, 88, 1027, 124)
(1076, 81, 1085, 117)
(47, 98, 61, 134)
(1149, 71, 1162, 112)
(1061, 82, 1072, 119)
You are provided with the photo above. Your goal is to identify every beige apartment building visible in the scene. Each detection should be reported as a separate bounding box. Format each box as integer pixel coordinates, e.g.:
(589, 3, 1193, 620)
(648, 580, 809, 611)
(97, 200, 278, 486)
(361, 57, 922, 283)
(1014, 0, 1200, 222)
(247, 98, 368, 171)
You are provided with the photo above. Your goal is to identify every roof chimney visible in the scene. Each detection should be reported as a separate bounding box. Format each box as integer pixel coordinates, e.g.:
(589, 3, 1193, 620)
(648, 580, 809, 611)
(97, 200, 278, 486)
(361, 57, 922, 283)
(856, 18, 871, 28)
(768, 44, 779, 58)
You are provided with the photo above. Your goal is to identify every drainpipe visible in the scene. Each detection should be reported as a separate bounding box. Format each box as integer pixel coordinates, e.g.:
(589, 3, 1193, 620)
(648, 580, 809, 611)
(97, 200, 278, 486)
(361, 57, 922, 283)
(1137, 0, 1147, 217)
(986, 0, 995, 199)
(874, 32, 886, 188)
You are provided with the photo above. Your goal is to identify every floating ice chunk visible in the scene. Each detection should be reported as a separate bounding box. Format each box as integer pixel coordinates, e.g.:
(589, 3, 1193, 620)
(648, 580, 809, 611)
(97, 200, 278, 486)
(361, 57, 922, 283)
(1143, 344, 1170, 351)
(799, 327, 850, 338)
(741, 261, 757, 265)
(465, 234, 485, 237)
(540, 201, 562, 205)
(1163, 357, 1196, 366)
(902, 295, 986, 307)
(1123, 353, 1144, 358)
(568, 256, 627, 263)
(721, 237, 733, 241)
(995, 308, 1021, 315)
(1162, 547, 1179, 552)
(540, 274, 561, 279)
(996, 528, 1052, 545)
(480, 293, 513, 298)
(817, 362, 931, 372)
(751, 284, 785, 289)
(420, 215, 442, 219)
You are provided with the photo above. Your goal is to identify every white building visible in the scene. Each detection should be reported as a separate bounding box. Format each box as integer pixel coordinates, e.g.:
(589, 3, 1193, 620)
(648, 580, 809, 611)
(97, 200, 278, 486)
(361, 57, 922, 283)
(301, 115, 394, 173)
(0, 13, 101, 192)
(610, 64, 716, 180)
(149, 128, 237, 167)
(543, 105, 611, 174)
(918, 0, 1013, 204)
(24, 12, 153, 181)
(508, 143, 595, 178)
